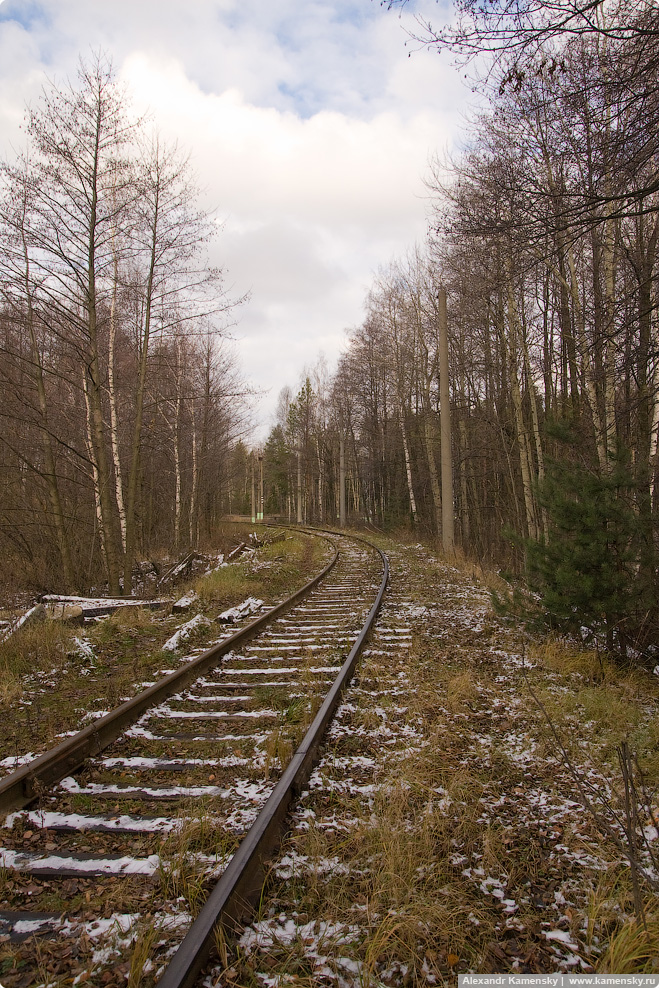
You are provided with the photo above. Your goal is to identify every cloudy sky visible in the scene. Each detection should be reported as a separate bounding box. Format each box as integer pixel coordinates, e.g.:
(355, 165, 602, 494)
(0, 0, 473, 438)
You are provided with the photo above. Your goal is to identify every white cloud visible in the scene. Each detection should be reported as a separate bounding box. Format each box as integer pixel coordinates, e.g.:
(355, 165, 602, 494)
(0, 0, 471, 438)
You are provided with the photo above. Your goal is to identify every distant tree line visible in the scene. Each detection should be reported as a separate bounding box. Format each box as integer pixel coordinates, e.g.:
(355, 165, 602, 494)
(0, 54, 249, 595)
(265, 0, 658, 654)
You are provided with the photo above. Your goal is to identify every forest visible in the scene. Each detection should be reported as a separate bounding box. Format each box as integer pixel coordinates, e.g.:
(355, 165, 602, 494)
(260, 0, 659, 656)
(1, 5, 659, 984)
(0, 1, 657, 659)
(0, 56, 249, 597)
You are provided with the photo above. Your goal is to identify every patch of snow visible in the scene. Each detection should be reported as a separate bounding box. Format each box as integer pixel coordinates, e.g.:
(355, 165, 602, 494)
(72, 636, 95, 661)
(274, 852, 351, 880)
(0, 753, 36, 771)
(149, 704, 278, 720)
(162, 614, 211, 651)
(0, 849, 161, 874)
(217, 597, 264, 623)
(13, 917, 60, 934)
(172, 591, 199, 612)
(240, 917, 360, 952)
(544, 929, 580, 950)
(99, 754, 257, 770)
(4, 809, 181, 832)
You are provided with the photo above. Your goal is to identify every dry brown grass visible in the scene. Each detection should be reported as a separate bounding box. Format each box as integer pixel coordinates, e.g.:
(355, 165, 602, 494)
(532, 637, 612, 682)
(264, 728, 293, 777)
(444, 669, 477, 714)
(127, 924, 160, 988)
(529, 637, 659, 781)
(229, 539, 659, 984)
(111, 605, 158, 628)
(597, 911, 659, 973)
(0, 671, 23, 705)
(194, 529, 331, 611)
(0, 618, 74, 681)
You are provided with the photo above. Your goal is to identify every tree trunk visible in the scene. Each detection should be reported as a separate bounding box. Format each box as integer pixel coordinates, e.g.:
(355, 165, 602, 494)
(316, 438, 323, 523)
(19, 198, 76, 589)
(399, 402, 418, 524)
(458, 419, 470, 547)
(85, 114, 121, 594)
(173, 339, 183, 550)
(81, 366, 106, 575)
(505, 279, 538, 541)
(107, 209, 127, 555)
(189, 401, 198, 547)
(422, 409, 442, 537)
(339, 435, 346, 527)
(602, 208, 618, 466)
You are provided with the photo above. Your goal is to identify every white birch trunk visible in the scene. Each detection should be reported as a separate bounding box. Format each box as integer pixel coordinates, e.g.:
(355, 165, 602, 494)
(400, 402, 418, 523)
(189, 402, 198, 547)
(522, 337, 549, 541)
(108, 205, 127, 553)
(82, 366, 106, 559)
(173, 351, 182, 550)
(567, 245, 608, 471)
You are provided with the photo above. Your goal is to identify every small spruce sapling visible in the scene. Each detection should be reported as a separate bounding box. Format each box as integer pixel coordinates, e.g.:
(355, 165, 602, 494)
(494, 428, 648, 655)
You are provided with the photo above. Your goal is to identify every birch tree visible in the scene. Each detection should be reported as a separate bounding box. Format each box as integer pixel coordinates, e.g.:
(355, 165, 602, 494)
(16, 54, 136, 593)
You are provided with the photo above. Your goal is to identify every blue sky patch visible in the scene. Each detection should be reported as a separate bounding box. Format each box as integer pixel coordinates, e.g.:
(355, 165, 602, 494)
(0, 0, 48, 30)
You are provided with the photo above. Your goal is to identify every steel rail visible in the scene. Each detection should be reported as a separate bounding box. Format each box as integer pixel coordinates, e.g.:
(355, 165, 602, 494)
(0, 533, 338, 815)
(157, 536, 389, 988)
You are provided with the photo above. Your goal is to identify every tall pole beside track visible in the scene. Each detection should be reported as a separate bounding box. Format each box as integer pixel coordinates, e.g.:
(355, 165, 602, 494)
(339, 435, 346, 528)
(438, 288, 454, 551)
(257, 454, 264, 521)
(251, 454, 256, 524)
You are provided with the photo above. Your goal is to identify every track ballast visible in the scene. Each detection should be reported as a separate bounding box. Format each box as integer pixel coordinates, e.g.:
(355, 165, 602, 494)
(0, 529, 387, 988)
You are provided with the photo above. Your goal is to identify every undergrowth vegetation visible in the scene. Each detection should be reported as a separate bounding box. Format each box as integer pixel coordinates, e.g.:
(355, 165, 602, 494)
(0, 620, 74, 705)
(0, 527, 327, 767)
(195, 530, 330, 610)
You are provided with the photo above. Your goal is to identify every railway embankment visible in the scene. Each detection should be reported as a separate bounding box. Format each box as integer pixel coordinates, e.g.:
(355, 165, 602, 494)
(0, 532, 658, 986)
(205, 538, 659, 985)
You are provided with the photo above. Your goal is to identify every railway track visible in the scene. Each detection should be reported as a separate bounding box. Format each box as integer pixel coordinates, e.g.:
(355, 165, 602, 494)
(0, 529, 388, 988)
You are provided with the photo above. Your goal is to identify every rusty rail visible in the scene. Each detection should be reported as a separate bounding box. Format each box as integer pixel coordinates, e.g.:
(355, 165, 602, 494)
(157, 535, 389, 988)
(0, 533, 338, 815)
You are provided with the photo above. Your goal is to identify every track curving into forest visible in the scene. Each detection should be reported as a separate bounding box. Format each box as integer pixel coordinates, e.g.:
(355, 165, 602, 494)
(0, 529, 388, 988)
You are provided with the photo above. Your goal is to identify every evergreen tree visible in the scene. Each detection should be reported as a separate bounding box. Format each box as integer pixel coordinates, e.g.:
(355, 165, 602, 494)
(495, 429, 656, 656)
(263, 424, 291, 515)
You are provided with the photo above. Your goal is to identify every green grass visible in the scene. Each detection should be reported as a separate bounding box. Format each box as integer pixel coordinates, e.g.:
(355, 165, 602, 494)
(194, 529, 331, 609)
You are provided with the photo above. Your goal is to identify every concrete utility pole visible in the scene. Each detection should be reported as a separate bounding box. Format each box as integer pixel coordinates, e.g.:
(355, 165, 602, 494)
(339, 434, 346, 528)
(250, 454, 256, 524)
(257, 454, 264, 521)
(296, 450, 303, 524)
(438, 288, 454, 551)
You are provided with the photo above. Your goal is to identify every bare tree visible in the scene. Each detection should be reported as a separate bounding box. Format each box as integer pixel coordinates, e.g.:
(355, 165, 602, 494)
(0, 51, 248, 594)
(0, 55, 139, 592)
